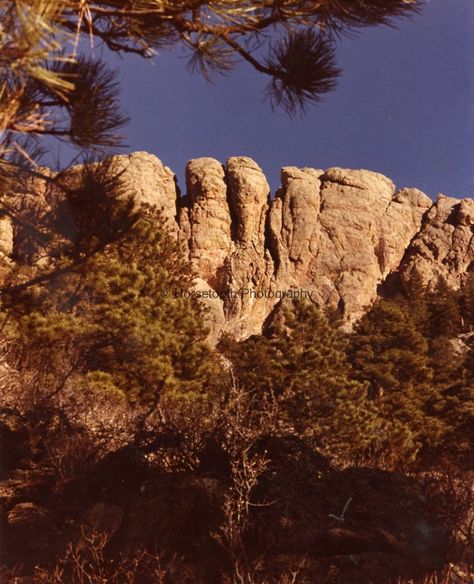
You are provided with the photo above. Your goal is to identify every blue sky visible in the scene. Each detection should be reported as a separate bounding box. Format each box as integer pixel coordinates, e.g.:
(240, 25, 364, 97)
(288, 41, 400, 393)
(56, 0, 474, 199)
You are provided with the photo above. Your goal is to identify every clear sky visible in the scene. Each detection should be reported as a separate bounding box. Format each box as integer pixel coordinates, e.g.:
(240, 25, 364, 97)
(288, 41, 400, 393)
(57, 0, 474, 199)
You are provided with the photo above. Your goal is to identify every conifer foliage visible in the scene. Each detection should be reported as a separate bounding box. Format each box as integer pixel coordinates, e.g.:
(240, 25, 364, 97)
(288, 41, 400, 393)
(347, 281, 474, 466)
(3, 167, 219, 404)
(222, 299, 379, 457)
(347, 297, 443, 458)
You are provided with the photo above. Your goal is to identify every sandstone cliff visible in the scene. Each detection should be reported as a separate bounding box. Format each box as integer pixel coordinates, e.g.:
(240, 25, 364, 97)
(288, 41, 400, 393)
(2, 152, 473, 341)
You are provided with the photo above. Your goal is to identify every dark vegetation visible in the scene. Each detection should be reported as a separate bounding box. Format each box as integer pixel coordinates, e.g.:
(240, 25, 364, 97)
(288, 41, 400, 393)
(0, 167, 473, 582)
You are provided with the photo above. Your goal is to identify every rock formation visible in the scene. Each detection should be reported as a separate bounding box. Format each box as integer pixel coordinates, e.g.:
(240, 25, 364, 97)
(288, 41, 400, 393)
(3, 152, 474, 341)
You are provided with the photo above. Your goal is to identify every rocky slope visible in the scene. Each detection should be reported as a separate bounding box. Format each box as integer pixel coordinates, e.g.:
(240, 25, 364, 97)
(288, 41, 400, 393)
(2, 152, 473, 341)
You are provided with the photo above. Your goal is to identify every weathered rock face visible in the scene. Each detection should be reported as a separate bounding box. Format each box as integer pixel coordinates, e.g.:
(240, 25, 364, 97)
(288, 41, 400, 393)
(5, 152, 474, 341)
(397, 195, 474, 288)
(268, 167, 432, 326)
(107, 151, 179, 234)
(176, 157, 471, 339)
(181, 158, 232, 286)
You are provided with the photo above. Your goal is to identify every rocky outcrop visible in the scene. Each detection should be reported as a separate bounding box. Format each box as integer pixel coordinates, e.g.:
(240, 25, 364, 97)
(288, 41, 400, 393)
(397, 195, 474, 288)
(4, 153, 474, 341)
(267, 167, 432, 326)
(180, 157, 232, 286)
(168, 154, 470, 340)
(107, 151, 180, 234)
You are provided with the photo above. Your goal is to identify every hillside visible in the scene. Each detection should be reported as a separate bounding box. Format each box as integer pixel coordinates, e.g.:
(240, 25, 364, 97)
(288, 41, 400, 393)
(0, 154, 473, 584)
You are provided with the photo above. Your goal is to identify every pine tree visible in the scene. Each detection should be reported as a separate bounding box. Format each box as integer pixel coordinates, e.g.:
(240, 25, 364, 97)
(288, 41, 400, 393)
(431, 334, 474, 468)
(404, 268, 429, 334)
(5, 201, 221, 404)
(419, 277, 464, 393)
(428, 336, 464, 387)
(222, 299, 381, 458)
(348, 298, 444, 458)
(349, 299, 432, 392)
(427, 276, 462, 339)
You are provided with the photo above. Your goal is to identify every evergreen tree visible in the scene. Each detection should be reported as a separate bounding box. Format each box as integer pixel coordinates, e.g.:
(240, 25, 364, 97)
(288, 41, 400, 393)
(404, 268, 429, 335)
(428, 336, 464, 388)
(426, 276, 462, 339)
(348, 298, 444, 457)
(430, 334, 474, 468)
(222, 299, 381, 458)
(5, 202, 221, 404)
(449, 335, 474, 454)
(436, 381, 474, 468)
(349, 299, 432, 393)
(420, 277, 463, 391)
